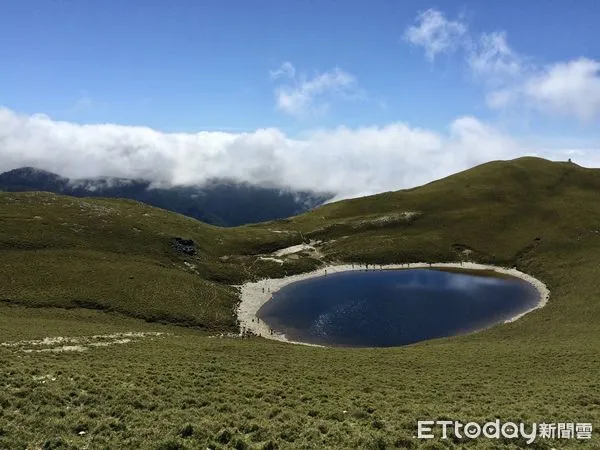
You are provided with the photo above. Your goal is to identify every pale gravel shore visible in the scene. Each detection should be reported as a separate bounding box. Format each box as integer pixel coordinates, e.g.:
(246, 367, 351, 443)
(236, 262, 550, 346)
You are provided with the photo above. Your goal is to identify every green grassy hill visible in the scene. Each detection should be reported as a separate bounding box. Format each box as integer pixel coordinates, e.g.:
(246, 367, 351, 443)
(3, 156, 600, 331)
(0, 192, 305, 329)
(1, 156, 600, 449)
(284, 157, 600, 263)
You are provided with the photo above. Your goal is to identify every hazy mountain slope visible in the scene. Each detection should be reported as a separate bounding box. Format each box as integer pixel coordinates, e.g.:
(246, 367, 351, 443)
(0, 167, 332, 226)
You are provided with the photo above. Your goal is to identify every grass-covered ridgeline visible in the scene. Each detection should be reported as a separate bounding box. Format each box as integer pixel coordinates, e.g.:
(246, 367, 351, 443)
(1, 157, 599, 449)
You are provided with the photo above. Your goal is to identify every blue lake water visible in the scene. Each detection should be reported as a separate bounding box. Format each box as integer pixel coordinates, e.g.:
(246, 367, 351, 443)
(256, 269, 540, 347)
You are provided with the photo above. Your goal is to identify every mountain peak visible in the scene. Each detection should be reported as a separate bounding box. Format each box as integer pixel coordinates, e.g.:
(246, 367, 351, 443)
(2, 166, 65, 178)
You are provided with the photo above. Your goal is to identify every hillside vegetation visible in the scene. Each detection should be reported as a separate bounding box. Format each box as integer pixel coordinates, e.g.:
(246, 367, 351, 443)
(0, 192, 308, 329)
(1, 156, 600, 449)
(3, 156, 595, 329)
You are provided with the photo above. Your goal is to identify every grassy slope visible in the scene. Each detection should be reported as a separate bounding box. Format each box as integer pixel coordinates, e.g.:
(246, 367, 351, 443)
(0, 193, 306, 329)
(1, 157, 600, 449)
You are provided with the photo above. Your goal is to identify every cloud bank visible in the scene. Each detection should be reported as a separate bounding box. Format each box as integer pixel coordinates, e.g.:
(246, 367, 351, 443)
(1, 106, 597, 200)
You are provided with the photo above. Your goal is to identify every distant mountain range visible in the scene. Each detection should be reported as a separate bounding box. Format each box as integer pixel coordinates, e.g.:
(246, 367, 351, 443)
(0, 167, 333, 226)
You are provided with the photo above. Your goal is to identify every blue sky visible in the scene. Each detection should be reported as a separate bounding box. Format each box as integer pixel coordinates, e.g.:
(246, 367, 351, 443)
(0, 1, 599, 197)
(1, 0, 598, 132)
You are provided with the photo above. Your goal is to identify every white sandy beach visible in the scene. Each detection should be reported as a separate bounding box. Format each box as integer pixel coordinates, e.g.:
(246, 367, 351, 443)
(236, 261, 550, 346)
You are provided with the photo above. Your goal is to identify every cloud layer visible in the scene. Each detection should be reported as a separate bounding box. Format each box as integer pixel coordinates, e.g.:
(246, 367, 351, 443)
(2, 107, 597, 200)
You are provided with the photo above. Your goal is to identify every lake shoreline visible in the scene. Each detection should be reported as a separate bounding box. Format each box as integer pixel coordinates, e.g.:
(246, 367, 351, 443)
(236, 262, 550, 346)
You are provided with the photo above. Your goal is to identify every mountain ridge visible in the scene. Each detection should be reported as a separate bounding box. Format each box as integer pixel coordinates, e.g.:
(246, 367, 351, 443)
(0, 166, 333, 226)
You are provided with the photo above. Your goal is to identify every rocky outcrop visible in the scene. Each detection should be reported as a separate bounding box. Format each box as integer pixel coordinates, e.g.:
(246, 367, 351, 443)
(172, 237, 196, 255)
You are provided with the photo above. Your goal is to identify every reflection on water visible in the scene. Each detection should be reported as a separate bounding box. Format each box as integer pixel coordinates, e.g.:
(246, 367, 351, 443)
(257, 269, 540, 347)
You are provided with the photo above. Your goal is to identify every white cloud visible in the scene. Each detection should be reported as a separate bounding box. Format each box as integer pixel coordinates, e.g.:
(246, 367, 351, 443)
(404, 9, 523, 88)
(404, 9, 600, 122)
(403, 8, 467, 61)
(404, 9, 523, 84)
(269, 61, 296, 80)
(270, 62, 363, 117)
(486, 88, 517, 110)
(487, 58, 600, 120)
(1, 106, 598, 200)
(467, 31, 523, 83)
